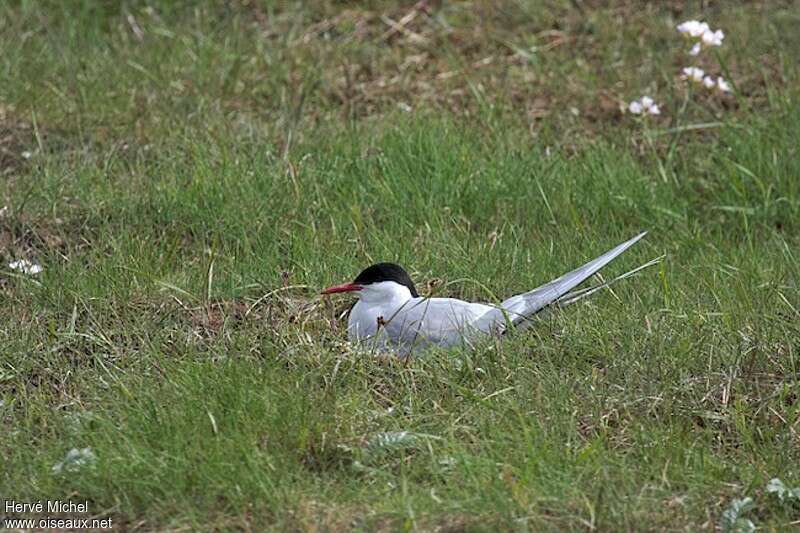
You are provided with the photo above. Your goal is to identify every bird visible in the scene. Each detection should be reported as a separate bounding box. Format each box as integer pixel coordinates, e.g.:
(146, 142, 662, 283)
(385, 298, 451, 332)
(321, 233, 659, 356)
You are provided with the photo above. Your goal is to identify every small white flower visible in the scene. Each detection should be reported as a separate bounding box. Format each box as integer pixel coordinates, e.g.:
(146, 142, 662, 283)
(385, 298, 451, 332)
(628, 96, 661, 116)
(702, 29, 724, 47)
(677, 20, 710, 38)
(52, 447, 96, 474)
(703, 76, 716, 88)
(21, 151, 32, 160)
(678, 21, 724, 56)
(640, 96, 660, 115)
(8, 259, 43, 275)
(681, 66, 706, 83)
(717, 77, 731, 92)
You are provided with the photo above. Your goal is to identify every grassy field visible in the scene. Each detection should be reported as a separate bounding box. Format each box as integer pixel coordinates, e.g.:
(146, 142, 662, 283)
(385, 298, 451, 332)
(2, 1, 799, 530)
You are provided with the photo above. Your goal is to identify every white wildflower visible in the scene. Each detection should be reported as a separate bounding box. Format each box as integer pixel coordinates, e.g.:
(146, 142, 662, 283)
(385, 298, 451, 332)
(21, 151, 32, 160)
(702, 29, 724, 47)
(717, 77, 732, 92)
(678, 21, 724, 55)
(703, 76, 716, 89)
(681, 66, 706, 83)
(52, 447, 96, 474)
(677, 20, 709, 38)
(628, 96, 661, 116)
(8, 259, 43, 275)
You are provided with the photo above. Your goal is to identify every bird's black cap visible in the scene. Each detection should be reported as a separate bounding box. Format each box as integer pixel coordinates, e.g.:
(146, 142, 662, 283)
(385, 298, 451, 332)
(354, 263, 419, 297)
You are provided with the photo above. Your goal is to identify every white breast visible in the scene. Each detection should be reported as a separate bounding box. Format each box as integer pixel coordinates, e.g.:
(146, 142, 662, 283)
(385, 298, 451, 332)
(347, 298, 388, 341)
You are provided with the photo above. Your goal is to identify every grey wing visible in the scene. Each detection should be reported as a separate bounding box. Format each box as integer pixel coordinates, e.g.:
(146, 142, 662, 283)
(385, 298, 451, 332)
(382, 297, 495, 351)
(476, 232, 647, 328)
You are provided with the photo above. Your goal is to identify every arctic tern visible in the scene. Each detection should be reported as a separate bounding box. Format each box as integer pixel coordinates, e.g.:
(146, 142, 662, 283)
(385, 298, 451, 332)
(322, 232, 658, 355)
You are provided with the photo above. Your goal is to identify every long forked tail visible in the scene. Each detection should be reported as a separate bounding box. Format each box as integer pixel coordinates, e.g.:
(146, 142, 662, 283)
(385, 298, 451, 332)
(554, 254, 664, 307)
(496, 232, 651, 326)
(511, 254, 664, 332)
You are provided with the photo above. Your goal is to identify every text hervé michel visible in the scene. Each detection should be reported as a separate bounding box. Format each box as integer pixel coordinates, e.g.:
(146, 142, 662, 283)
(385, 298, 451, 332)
(5, 499, 89, 514)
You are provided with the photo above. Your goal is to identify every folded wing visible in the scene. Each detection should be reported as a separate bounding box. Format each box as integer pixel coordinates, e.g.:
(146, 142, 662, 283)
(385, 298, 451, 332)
(378, 297, 496, 354)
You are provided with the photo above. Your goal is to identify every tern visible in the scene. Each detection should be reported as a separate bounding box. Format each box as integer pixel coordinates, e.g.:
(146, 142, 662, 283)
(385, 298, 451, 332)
(322, 233, 658, 355)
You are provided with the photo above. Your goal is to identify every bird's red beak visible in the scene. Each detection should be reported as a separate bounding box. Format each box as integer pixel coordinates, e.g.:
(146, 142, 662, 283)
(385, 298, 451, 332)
(320, 282, 362, 295)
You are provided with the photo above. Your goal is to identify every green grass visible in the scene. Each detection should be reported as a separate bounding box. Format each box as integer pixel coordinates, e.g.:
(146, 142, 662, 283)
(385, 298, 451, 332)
(2, 1, 800, 531)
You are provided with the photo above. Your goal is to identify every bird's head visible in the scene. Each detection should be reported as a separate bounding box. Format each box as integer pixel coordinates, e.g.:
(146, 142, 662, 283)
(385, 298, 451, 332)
(321, 262, 419, 301)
